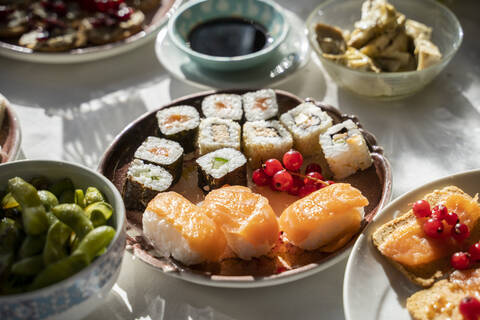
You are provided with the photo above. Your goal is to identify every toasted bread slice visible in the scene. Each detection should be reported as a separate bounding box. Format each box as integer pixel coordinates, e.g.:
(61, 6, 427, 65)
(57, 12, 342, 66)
(372, 186, 480, 287)
(406, 268, 480, 320)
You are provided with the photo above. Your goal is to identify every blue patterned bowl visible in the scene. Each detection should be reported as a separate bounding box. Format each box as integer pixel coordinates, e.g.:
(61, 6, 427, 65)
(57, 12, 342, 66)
(0, 160, 126, 320)
(168, 0, 289, 71)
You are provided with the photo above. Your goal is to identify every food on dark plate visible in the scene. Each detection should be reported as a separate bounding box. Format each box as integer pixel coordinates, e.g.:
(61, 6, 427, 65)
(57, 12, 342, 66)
(156, 105, 200, 153)
(0, 0, 160, 52)
(242, 89, 278, 121)
(314, 0, 442, 72)
(0, 176, 115, 294)
(196, 117, 241, 155)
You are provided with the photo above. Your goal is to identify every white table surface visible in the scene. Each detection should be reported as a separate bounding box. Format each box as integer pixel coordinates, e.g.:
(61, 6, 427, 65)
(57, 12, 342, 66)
(0, 0, 479, 319)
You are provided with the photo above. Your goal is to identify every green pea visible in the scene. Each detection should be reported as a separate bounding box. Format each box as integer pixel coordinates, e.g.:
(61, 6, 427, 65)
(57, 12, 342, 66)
(43, 221, 71, 265)
(84, 187, 104, 206)
(74, 189, 85, 208)
(73, 226, 115, 263)
(49, 178, 74, 198)
(8, 177, 49, 236)
(31, 254, 88, 290)
(59, 190, 75, 204)
(11, 255, 44, 276)
(37, 190, 59, 212)
(85, 202, 113, 227)
(52, 204, 93, 240)
(19, 235, 46, 259)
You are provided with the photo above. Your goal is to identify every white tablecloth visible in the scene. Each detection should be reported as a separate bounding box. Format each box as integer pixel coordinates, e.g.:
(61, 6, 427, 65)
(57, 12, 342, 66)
(0, 0, 479, 319)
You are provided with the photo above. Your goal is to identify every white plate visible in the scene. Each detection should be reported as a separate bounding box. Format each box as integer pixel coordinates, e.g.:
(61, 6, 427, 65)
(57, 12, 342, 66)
(154, 8, 310, 89)
(0, 0, 182, 64)
(343, 169, 480, 320)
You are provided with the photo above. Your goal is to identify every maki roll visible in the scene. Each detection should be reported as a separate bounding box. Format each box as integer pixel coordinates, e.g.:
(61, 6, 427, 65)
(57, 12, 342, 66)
(242, 89, 278, 121)
(196, 148, 247, 192)
(123, 159, 173, 210)
(201, 94, 243, 121)
(280, 102, 333, 156)
(156, 105, 200, 153)
(242, 120, 293, 169)
(319, 120, 373, 179)
(134, 136, 183, 184)
(196, 118, 241, 155)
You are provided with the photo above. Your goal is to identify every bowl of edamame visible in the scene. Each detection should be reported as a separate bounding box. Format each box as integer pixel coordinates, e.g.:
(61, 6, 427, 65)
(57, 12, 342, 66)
(0, 160, 126, 320)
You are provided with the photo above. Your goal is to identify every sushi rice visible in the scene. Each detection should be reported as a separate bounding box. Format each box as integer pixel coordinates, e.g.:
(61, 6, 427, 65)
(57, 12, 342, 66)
(196, 118, 241, 155)
(280, 102, 333, 156)
(242, 120, 293, 169)
(319, 120, 373, 179)
(201, 94, 243, 121)
(242, 89, 278, 121)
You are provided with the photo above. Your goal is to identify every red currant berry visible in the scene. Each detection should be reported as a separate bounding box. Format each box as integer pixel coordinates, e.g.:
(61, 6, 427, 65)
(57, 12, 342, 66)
(451, 252, 472, 270)
(298, 184, 317, 198)
(459, 296, 480, 320)
(263, 159, 283, 177)
(287, 176, 304, 196)
(305, 163, 322, 175)
(283, 150, 303, 172)
(272, 170, 293, 192)
(304, 171, 324, 186)
(445, 211, 459, 226)
(412, 200, 431, 218)
(452, 223, 470, 242)
(468, 242, 480, 262)
(252, 168, 270, 186)
(431, 205, 448, 221)
(423, 218, 444, 238)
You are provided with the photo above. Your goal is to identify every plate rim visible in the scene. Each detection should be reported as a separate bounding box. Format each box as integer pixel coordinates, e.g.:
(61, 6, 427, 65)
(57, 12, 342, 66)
(0, 0, 183, 63)
(343, 168, 480, 319)
(98, 88, 393, 288)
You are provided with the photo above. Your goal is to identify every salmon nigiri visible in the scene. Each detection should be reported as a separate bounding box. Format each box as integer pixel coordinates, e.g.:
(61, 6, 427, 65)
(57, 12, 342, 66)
(201, 186, 279, 260)
(142, 192, 226, 265)
(279, 183, 368, 251)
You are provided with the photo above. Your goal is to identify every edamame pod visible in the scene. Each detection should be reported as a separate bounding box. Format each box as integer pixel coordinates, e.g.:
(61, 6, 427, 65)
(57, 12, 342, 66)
(73, 226, 115, 263)
(8, 177, 49, 236)
(52, 204, 93, 240)
(43, 221, 71, 265)
(11, 255, 44, 276)
(19, 235, 46, 259)
(0, 218, 22, 277)
(85, 202, 113, 227)
(74, 189, 85, 208)
(31, 254, 88, 290)
(1, 193, 19, 210)
(59, 189, 75, 204)
(49, 178, 74, 198)
(84, 187, 104, 206)
(37, 190, 59, 212)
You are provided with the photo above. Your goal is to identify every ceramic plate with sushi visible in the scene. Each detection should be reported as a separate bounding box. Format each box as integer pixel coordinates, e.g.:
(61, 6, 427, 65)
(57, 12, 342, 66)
(99, 89, 392, 288)
(0, 94, 21, 163)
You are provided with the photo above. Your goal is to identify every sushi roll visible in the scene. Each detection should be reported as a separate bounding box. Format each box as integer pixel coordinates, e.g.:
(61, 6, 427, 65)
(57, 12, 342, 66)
(279, 183, 368, 251)
(201, 94, 243, 121)
(123, 159, 173, 210)
(242, 89, 278, 121)
(280, 102, 333, 156)
(201, 185, 279, 260)
(196, 118, 241, 155)
(319, 120, 373, 179)
(134, 136, 183, 183)
(143, 192, 227, 265)
(196, 148, 247, 192)
(156, 105, 200, 153)
(242, 120, 293, 169)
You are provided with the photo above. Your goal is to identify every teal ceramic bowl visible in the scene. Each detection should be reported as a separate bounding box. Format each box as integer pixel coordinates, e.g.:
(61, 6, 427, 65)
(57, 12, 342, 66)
(168, 0, 289, 71)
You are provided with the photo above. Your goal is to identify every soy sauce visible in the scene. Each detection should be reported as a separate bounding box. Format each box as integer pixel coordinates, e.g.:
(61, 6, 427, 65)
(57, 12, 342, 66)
(188, 18, 270, 57)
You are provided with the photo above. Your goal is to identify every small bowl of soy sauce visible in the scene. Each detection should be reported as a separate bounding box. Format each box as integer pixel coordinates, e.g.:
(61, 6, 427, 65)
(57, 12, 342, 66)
(168, 0, 289, 71)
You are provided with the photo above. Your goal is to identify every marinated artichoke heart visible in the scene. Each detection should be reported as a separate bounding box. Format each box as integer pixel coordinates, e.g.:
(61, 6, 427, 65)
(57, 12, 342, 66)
(314, 0, 442, 72)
